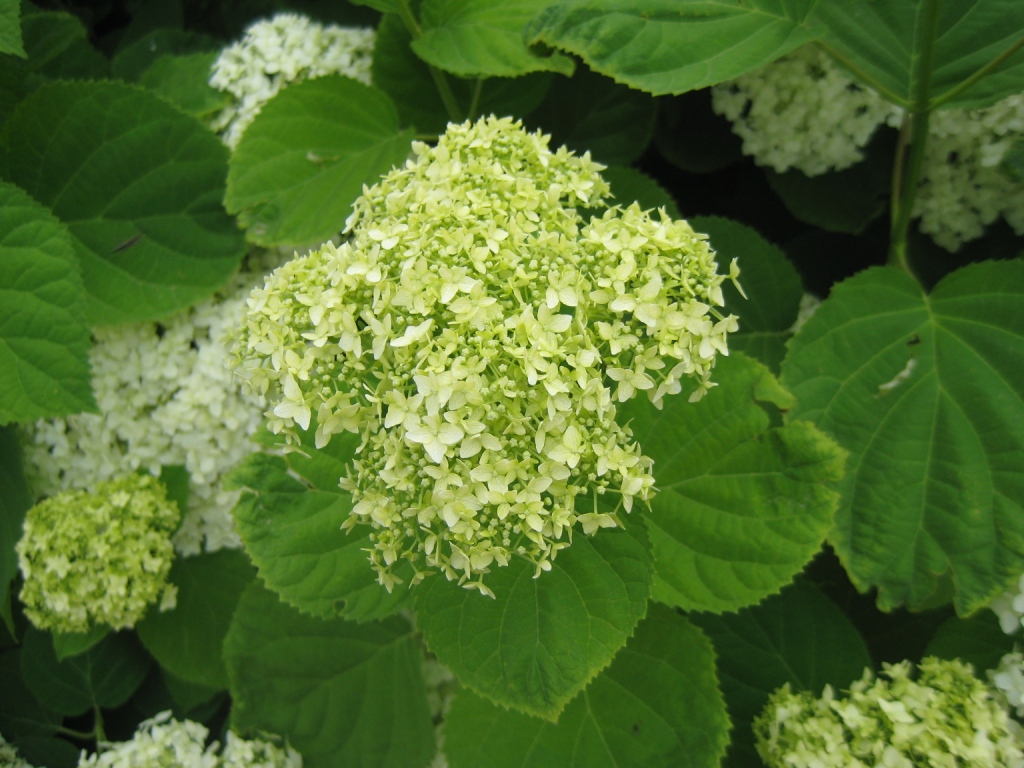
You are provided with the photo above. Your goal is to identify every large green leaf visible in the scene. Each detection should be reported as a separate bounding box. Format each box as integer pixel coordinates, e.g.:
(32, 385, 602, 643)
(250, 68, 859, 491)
(0, 426, 31, 634)
(620, 353, 845, 613)
(225, 75, 414, 248)
(0, 81, 245, 324)
(526, 0, 816, 96)
(138, 52, 230, 119)
(691, 580, 871, 768)
(780, 262, 1024, 614)
(0, 181, 94, 424)
(0, 650, 61, 740)
(809, 0, 1024, 109)
(135, 549, 256, 689)
(444, 604, 728, 768)
(925, 610, 1015, 673)
(0, 0, 24, 58)
(415, 521, 652, 721)
(17, 9, 107, 81)
(111, 28, 218, 82)
(20, 628, 151, 717)
(372, 13, 553, 136)
(412, 0, 574, 78)
(690, 216, 803, 372)
(224, 581, 435, 768)
(227, 450, 413, 623)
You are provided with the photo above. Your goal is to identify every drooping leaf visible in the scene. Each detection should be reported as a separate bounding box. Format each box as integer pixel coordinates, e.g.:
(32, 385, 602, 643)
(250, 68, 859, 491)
(526, 0, 816, 96)
(445, 604, 728, 768)
(0, 180, 95, 424)
(925, 610, 1015, 673)
(620, 353, 845, 613)
(0, 81, 245, 324)
(809, 0, 1024, 109)
(0, 0, 25, 58)
(691, 580, 871, 768)
(224, 581, 435, 768)
(226, 449, 413, 623)
(780, 261, 1024, 614)
(226, 75, 414, 247)
(20, 628, 152, 716)
(412, 0, 574, 78)
(691, 216, 803, 372)
(0, 425, 31, 634)
(415, 521, 652, 721)
(139, 52, 230, 118)
(372, 12, 552, 136)
(136, 549, 256, 689)
(603, 166, 680, 219)
(525, 63, 656, 165)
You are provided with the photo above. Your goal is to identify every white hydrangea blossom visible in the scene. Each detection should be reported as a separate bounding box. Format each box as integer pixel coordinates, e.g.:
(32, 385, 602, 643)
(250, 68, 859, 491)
(991, 573, 1024, 635)
(711, 45, 901, 176)
(21, 260, 279, 556)
(991, 651, 1024, 719)
(231, 116, 740, 596)
(423, 655, 458, 768)
(209, 13, 375, 148)
(1, 735, 35, 768)
(755, 657, 1024, 768)
(913, 95, 1024, 251)
(77, 711, 300, 768)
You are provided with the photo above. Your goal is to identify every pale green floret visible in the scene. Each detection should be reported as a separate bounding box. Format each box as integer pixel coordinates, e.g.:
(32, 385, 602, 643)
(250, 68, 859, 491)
(230, 116, 740, 596)
(755, 657, 1024, 768)
(17, 473, 179, 634)
(77, 711, 301, 768)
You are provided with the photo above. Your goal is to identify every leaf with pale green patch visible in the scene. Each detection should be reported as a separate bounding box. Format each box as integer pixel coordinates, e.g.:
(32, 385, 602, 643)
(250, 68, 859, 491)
(0, 181, 95, 424)
(226, 75, 414, 247)
(226, 445, 412, 623)
(136, 549, 256, 689)
(224, 581, 435, 768)
(781, 262, 1024, 614)
(415, 521, 652, 720)
(445, 604, 728, 768)
(0, 0, 24, 58)
(691, 580, 871, 768)
(691, 216, 803, 372)
(526, 0, 816, 96)
(412, 0, 574, 78)
(0, 81, 245, 325)
(621, 353, 844, 613)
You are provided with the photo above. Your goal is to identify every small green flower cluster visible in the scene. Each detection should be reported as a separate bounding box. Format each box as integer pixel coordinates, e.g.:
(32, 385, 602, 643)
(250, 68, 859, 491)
(78, 711, 301, 768)
(231, 116, 739, 595)
(17, 474, 179, 633)
(755, 657, 1024, 768)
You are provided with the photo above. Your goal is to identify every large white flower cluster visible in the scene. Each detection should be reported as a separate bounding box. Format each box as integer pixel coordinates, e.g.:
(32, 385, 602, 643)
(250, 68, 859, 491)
(78, 711, 301, 768)
(712, 46, 1024, 250)
(711, 45, 901, 176)
(17, 473, 179, 634)
(231, 116, 739, 596)
(21, 264, 275, 556)
(209, 13, 375, 148)
(755, 657, 1024, 768)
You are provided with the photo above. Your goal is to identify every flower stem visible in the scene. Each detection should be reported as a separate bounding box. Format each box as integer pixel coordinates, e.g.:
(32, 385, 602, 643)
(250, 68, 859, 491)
(395, 0, 463, 123)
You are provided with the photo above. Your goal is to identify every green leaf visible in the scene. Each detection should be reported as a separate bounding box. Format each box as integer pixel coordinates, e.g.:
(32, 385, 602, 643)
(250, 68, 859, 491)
(526, 64, 656, 165)
(51, 625, 110, 661)
(0, 425, 31, 634)
(691, 580, 871, 768)
(445, 604, 728, 768)
(691, 216, 803, 372)
(139, 52, 230, 119)
(158, 464, 190, 519)
(224, 581, 435, 768)
(111, 28, 217, 81)
(925, 610, 1015, 673)
(18, 9, 107, 81)
(20, 628, 152, 716)
(654, 89, 743, 174)
(15, 737, 78, 768)
(602, 166, 680, 219)
(135, 549, 256, 689)
(780, 262, 1024, 614)
(225, 75, 414, 248)
(620, 353, 845, 613)
(372, 13, 552, 136)
(1001, 137, 1024, 182)
(0, 649, 61, 740)
(526, 0, 815, 96)
(226, 450, 413, 623)
(0, 0, 25, 58)
(415, 521, 652, 720)
(809, 0, 1024, 109)
(0, 180, 95, 424)
(349, 0, 398, 12)
(0, 81, 245, 325)
(412, 0, 575, 78)
(161, 668, 222, 714)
